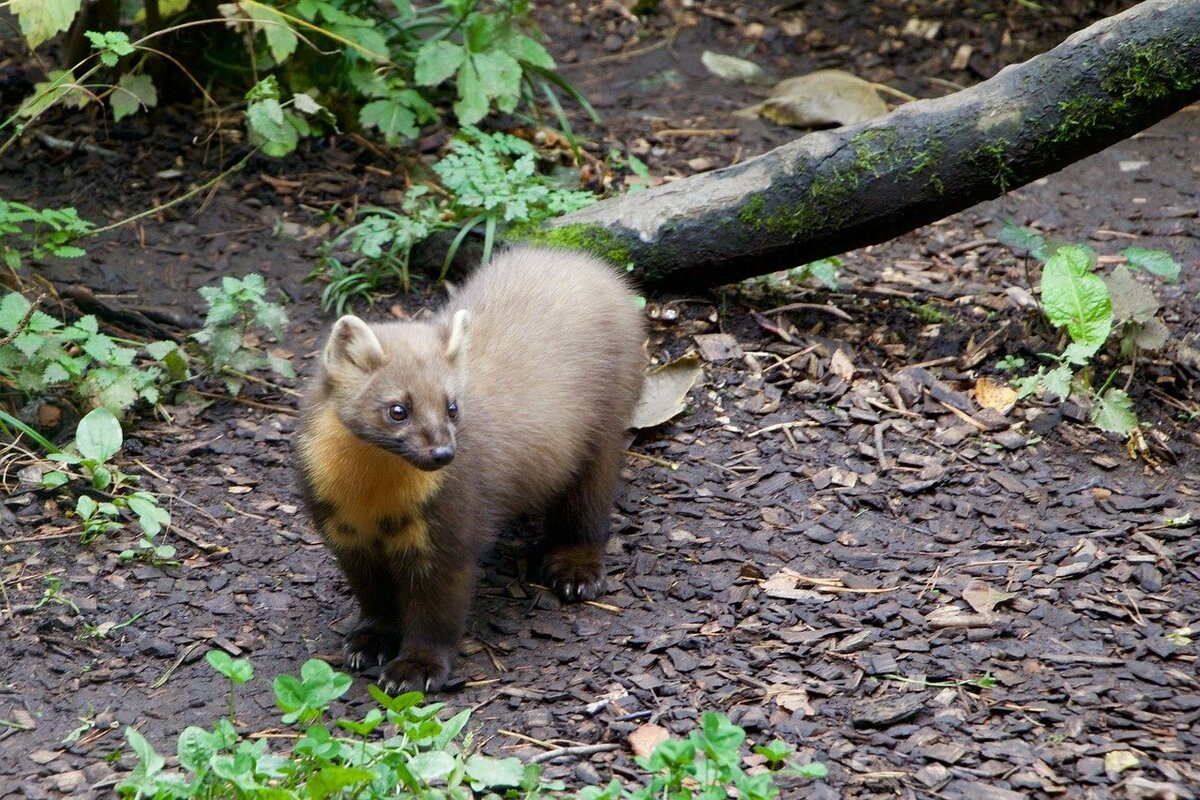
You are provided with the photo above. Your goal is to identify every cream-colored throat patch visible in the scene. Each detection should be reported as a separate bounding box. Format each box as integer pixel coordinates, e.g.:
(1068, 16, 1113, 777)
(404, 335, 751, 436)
(300, 406, 445, 554)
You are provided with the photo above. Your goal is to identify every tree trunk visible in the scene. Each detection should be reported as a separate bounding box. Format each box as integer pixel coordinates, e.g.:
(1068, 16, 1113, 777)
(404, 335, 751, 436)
(526, 0, 1200, 291)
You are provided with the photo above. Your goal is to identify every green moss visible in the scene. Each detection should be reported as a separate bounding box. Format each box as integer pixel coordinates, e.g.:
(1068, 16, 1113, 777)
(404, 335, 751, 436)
(1053, 36, 1200, 144)
(968, 138, 1015, 193)
(735, 128, 949, 240)
(517, 224, 634, 267)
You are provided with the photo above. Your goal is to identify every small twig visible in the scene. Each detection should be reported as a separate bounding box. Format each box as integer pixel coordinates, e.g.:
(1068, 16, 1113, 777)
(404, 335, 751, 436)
(530, 743, 621, 764)
(186, 389, 298, 415)
(34, 132, 119, 160)
(654, 128, 740, 138)
(151, 640, 205, 689)
(626, 450, 679, 470)
(747, 420, 817, 438)
(0, 293, 46, 349)
(767, 302, 853, 321)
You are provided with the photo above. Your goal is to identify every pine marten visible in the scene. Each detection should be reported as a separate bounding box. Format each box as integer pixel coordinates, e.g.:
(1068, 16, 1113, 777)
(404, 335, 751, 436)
(296, 247, 646, 693)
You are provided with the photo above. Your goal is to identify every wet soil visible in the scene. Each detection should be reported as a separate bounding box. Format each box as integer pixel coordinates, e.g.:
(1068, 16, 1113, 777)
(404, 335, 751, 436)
(2, 0, 1199, 797)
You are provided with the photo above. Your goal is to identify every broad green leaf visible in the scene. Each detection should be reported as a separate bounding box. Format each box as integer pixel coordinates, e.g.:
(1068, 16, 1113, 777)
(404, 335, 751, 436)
(360, 99, 419, 144)
(1091, 387, 1138, 435)
(800, 257, 840, 290)
(76, 407, 122, 462)
(1041, 363, 1073, 400)
(997, 221, 1047, 261)
(12, 0, 79, 49)
(409, 751, 456, 783)
(1041, 245, 1111, 357)
(307, 766, 375, 798)
(1123, 247, 1180, 283)
(415, 40, 466, 86)
(206, 649, 234, 676)
(503, 32, 555, 69)
(76, 494, 98, 520)
(111, 73, 158, 122)
(127, 493, 170, 537)
(121, 727, 165, 784)
(454, 61, 489, 125)
(464, 754, 525, 789)
(19, 70, 86, 118)
(473, 50, 522, 108)
(176, 726, 217, 773)
(243, 3, 298, 63)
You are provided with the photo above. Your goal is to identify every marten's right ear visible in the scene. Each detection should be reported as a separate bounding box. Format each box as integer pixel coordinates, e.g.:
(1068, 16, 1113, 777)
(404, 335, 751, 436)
(324, 315, 384, 375)
(445, 309, 469, 362)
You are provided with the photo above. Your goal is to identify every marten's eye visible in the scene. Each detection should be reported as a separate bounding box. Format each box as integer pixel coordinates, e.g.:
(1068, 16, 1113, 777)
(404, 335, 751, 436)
(386, 403, 409, 422)
(447, 400, 459, 419)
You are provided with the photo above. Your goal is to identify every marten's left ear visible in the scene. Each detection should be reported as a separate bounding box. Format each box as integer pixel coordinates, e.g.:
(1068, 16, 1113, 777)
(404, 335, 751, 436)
(445, 309, 469, 362)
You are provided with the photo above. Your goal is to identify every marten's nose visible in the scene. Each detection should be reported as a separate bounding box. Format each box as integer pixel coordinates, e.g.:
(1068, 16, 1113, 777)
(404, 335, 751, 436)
(429, 446, 455, 466)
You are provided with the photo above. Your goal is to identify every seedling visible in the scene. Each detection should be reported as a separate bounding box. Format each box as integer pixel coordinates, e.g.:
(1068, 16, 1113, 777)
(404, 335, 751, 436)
(192, 273, 293, 395)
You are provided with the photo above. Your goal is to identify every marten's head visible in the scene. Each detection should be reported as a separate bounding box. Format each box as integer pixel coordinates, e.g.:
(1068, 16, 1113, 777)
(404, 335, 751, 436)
(320, 310, 469, 471)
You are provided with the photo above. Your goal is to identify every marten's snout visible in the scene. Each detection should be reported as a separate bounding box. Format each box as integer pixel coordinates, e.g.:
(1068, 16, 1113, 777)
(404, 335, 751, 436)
(429, 446, 455, 466)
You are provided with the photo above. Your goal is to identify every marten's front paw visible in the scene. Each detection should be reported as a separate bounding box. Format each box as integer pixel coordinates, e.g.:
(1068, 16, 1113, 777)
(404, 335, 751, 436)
(380, 645, 454, 694)
(543, 545, 606, 602)
(343, 620, 400, 671)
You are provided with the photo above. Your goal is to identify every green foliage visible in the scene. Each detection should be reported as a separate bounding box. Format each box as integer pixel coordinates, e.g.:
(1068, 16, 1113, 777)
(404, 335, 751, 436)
(192, 274, 294, 395)
(118, 658, 827, 799)
(581, 712, 827, 800)
(0, 292, 185, 415)
(14, 0, 590, 156)
(40, 408, 174, 554)
(0, 199, 93, 273)
(315, 128, 598, 312)
(999, 222, 1180, 439)
(754, 257, 841, 294)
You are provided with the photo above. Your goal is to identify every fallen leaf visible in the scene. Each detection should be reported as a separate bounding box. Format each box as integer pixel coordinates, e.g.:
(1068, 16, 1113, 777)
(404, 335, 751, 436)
(961, 579, 1016, 614)
(629, 723, 670, 758)
(829, 348, 855, 381)
(738, 70, 888, 128)
(1103, 749, 1138, 776)
(772, 686, 815, 715)
(974, 377, 1017, 414)
(629, 354, 702, 430)
(701, 51, 771, 84)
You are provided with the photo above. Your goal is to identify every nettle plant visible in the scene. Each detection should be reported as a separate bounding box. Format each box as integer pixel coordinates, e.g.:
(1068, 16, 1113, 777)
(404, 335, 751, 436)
(40, 407, 174, 559)
(997, 222, 1181, 439)
(315, 126, 596, 313)
(193, 273, 295, 395)
(0, 292, 186, 416)
(119, 654, 828, 799)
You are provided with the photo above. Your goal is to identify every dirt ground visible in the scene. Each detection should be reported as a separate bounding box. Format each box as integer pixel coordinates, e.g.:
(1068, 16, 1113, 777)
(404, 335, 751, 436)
(2, 0, 1199, 797)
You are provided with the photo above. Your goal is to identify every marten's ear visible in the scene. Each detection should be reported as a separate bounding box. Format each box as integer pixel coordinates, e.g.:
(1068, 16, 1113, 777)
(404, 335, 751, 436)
(445, 309, 469, 362)
(324, 315, 384, 374)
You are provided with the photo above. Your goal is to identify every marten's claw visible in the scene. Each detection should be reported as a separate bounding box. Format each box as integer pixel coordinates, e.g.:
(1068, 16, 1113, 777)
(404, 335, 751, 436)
(343, 620, 399, 671)
(543, 546, 607, 603)
(381, 647, 453, 694)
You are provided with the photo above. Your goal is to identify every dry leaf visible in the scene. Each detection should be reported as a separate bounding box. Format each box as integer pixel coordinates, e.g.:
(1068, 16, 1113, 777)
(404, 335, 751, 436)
(629, 723, 670, 758)
(772, 685, 815, 715)
(829, 348, 855, 381)
(1104, 749, 1138, 776)
(974, 376, 1017, 414)
(961, 579, 1016, 614)
(629, 354, 702, 430)
(701, 51, 771, 85)
(738, 70, 888, 128)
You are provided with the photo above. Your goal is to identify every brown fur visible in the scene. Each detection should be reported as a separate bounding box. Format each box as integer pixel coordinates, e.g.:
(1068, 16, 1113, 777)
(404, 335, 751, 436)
(296, 247, 646, 692)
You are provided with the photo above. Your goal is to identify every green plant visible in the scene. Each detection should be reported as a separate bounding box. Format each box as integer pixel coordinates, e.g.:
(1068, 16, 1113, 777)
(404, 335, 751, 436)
(117, 656, 827, 799)
(315, 127, 598, 312)
(0, 292, 186, 415)
(0, 199, 93, 275)
(40, 408, 174, 556)
(192, 274, 294, 395)
(433, 126, 597, 270)
(581, 712, 827, 800)
(32, 576, 82, 615)
(997, 221, 1180, 439)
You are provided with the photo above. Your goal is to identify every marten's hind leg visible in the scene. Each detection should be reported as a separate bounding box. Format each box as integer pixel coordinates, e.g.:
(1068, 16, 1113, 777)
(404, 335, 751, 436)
(541, 442, 625, 602)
